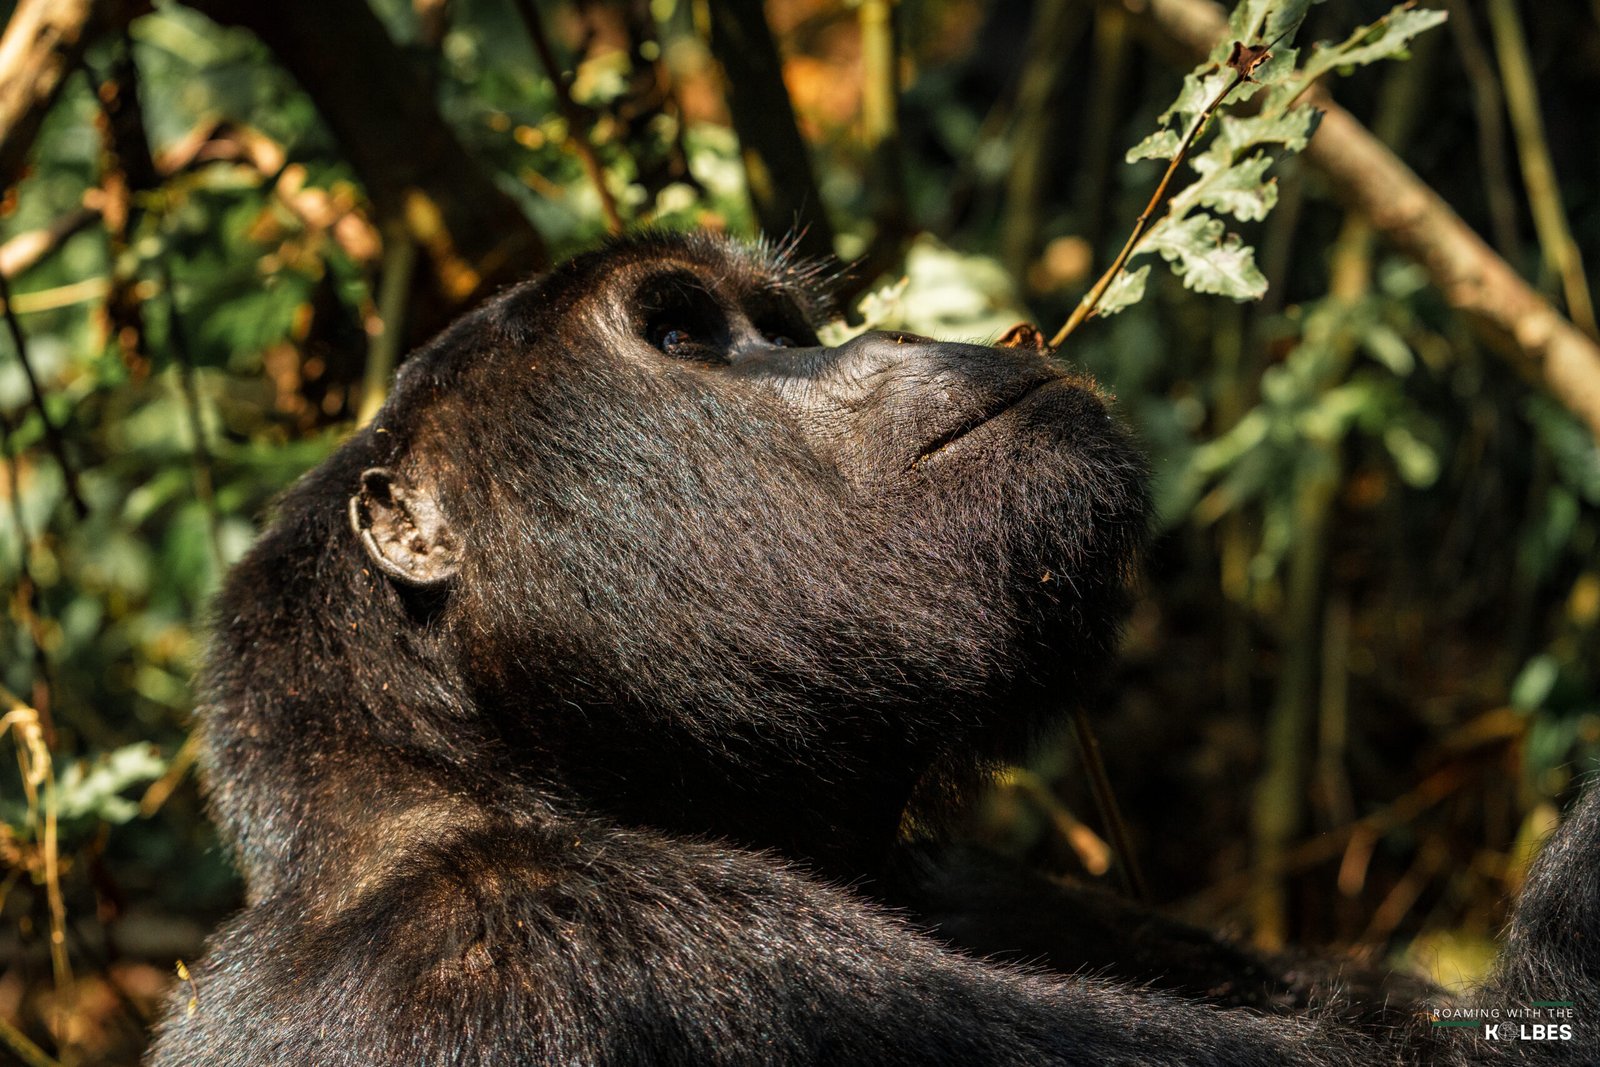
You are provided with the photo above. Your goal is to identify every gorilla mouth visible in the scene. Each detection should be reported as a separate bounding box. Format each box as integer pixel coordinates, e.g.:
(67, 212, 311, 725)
(912, 376, 1062, 467)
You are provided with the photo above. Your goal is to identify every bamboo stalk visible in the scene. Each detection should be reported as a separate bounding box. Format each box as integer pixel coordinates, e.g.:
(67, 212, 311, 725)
(1486, 0, 1597, 339)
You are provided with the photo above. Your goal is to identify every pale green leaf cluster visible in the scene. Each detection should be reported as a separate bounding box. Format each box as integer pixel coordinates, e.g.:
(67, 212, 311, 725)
(56, 744, 169, 825)
(1096, 264, 1150, 318)
(0, 744, 170, 836)
(1143, 215, 1269, 298)
(1096, 0, 1446, 316)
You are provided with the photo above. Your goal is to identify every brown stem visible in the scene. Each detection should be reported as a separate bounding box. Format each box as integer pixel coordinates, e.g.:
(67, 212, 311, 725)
(0, 1013, 59, 1067)
(1072, 5, 1135, 257)
(852, 0, 913, 286)
(509, 0, 624, 236)
(1250, 457, 1338, 949)
(359, 220, 420, 425)
(1071, 705, 1150, 903)
(1001, 0, 1092, 282)
(1050, 70, 1246, 348)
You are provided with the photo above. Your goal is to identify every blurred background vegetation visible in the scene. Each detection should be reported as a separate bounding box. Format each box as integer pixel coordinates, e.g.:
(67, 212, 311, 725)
(0, 0, 1597, 1061)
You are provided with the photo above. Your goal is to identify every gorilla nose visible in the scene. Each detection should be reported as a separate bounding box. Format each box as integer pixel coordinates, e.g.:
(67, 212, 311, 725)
(830, 330, 993, 380)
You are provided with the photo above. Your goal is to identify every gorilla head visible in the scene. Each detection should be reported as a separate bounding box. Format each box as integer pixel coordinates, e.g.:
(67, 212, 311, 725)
(207, 232, 1146, 895)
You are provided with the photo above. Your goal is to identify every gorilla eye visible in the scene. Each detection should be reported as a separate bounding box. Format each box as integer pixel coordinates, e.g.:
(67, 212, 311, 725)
(768, 335, 795, 348)
(658, 327, 694, 353)
(637, 273, 730, 363)
(646, 319, 721, 362)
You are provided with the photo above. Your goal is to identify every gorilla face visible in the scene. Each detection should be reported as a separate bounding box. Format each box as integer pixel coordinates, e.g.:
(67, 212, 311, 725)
(341, 233, 1145, 865)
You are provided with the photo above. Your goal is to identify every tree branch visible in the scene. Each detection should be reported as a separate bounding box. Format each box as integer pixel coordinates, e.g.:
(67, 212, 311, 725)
(1053, 67, 1247, 347)
(180, 0, 547, 322)
(703, 0, 835, 261)
(0, 269, 86, 517)
(1104, 0, 1600, 443)
(0, 205, 100, 278)
(0, 0, 141, 190)
(508, 0, 624, 236)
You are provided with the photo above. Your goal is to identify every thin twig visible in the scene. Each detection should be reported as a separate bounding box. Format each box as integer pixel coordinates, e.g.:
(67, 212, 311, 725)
(858, 0, 911, 256)
(138, 728, 201, 817)
(1, 684, 71, 1051)
(1443, 0, 1519, 260)
(1070, 706, 1150, 903)
(157, 260, 224, 579)
(1001, 0, 1092, 281)
(0, 269, 86, 517)
(1073, 5, 1135, 256)
(1487, 0, 1597, 339)
(0, 1012, 60, 1067)
(508, 0, 624, 235)
(0, 206, 101, 279)
(998, 767, 1112, 875)
(1050, 69, 1247, 348)
(1180, 762, 1472, 919)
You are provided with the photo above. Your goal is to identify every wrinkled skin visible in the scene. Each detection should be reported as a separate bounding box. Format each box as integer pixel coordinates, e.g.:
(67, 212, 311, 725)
(148, 235, 1600, 1066)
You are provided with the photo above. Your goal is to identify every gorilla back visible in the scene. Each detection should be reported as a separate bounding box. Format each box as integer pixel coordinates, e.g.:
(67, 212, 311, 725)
(150, 234, 1600, 1066)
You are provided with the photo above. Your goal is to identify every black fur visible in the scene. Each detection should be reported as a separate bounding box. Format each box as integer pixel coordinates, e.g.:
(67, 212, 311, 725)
(149, 234, 1600, 1065)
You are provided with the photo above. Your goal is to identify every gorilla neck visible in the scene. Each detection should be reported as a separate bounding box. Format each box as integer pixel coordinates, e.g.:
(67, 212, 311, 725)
(521, 712, 932, 881)
(220, 675, 928, 893)
(207, 573, 936, 894)
(203, 454, 1009, 894)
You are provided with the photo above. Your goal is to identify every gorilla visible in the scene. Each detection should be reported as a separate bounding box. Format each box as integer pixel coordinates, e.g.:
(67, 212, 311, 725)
(149, 233, 1600, 1065)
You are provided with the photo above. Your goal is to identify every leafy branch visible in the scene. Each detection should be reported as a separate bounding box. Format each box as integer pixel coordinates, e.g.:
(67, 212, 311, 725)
(1052, 0, 1446, 346)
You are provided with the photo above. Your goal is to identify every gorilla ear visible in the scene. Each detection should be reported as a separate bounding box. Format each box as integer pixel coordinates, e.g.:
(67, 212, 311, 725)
(348, 467, 461, 587)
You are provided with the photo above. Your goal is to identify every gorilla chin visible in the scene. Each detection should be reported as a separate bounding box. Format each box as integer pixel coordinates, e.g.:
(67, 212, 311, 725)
(147, 232, 1600, 1067)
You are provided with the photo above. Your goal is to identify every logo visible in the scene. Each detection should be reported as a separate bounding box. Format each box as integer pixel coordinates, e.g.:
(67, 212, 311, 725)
(1429, 1001, 1579, 1042)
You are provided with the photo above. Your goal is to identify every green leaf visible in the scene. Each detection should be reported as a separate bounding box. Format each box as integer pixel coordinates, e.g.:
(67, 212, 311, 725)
(1301, 7, 1450, 84)
(1384, 424, 1440, 487)
(1096, 265, 1150, 319)
(1262, 1, 1319, 47)
(1525, 396, 1600, 504)
(1360, 323, 1415, 375)
(1227, 0, 1275, 40)
(1161, 65, 1237, 127)
(1512, 655, 1561, 712)
(55, 744, 170, 825)
(1229, 0, 1320, 46)
(1210, 107, 1321, 160)
(1141, 215, 1268, 301)
(1192, 153, 1279, 222)
(1126, 130, 1181, 164)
